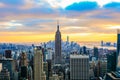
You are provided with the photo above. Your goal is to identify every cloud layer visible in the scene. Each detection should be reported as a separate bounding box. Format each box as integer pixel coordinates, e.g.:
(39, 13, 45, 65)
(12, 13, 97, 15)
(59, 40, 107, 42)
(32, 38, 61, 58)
(0, 0, 120, 43)
(65, 1, 99, 11)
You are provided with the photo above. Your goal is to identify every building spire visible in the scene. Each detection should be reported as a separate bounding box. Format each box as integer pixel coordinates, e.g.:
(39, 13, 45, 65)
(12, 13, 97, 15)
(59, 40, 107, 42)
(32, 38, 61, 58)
(57, 20, 59, 31)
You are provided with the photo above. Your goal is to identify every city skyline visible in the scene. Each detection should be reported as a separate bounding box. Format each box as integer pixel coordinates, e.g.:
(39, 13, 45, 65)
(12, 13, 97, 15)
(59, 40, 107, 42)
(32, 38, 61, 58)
(0, 0, 120, 43)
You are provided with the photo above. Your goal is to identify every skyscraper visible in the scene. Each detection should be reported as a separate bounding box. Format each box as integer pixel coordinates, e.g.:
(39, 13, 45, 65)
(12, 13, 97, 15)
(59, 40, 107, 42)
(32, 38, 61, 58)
(55, 22, 61, 64)
(105, 29, 120, 79)
(5, 50, 12, 58)
(70, 55, 89, 80)
(67, 36, 69, 42)
(107, 52, 116, 72)
(20, 52, 27, 67)
(0, 58, 15, 80)
(94, 47, 99, 60)
(117, 29, 120, 70)
(34, 47, 46, 80)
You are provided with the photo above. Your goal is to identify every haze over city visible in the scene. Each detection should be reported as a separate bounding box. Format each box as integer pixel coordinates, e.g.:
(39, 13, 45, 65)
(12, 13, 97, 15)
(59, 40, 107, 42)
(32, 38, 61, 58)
(0, 0, 120, 43)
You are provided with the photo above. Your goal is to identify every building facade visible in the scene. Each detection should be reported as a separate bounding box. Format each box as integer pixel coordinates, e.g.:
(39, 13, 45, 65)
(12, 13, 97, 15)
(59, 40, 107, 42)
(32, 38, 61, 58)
(34, 48, 46, 80)
(117, 29, 120, 70)
(55, 23, 61, 64)
(0, 59, 15, 80)
(70, 55, 89, 80)
(0, 67, 10, 80)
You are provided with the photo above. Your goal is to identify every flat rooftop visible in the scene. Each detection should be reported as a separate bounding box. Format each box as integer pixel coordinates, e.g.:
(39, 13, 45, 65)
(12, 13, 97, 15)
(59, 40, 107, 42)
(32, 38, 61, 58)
(70, 54, 89, 58)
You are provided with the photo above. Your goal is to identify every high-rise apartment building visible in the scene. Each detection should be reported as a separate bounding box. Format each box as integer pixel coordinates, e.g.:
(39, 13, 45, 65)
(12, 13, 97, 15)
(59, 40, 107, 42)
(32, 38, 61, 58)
(70, 55, 89, 80)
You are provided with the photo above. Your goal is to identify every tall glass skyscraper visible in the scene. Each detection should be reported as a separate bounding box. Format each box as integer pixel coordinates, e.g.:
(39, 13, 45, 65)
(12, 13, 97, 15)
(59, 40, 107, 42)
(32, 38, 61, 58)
(117, 29, 120, 70)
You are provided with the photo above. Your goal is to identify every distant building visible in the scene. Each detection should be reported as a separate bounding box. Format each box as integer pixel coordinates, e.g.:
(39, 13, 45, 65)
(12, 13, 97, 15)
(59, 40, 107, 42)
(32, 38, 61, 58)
(46, 60, 52, 80)
(0, 58, 15, 80)
(100, 59, 107, 78)
(28, 66, 33, 80)
(20, 66, 28, 79)
(13, 70, 18, 80)
(107, 52, 116, 72)
(19, 52, 29, 80)
(0, 63, 2, 71)
(94, 47, 99, 60)
(46, 49, 53, 60)
(42, 48, 48, 62)
(55, 22, 62, 64)
(5, 50, 12, 58)
(49, 74, 63, 80)
(82, 46, 87, 54)
(0, 67, 10, 80)
(67, 36, 69, 42)
(70, 55, 89, 80)
(34, 48, 46, 80)
(101, 40, 104, 46)
(94, 59, 107, 78)
(43, 62, 48, 80)
(19, 52, 27, 67)
(94, 60, 101, 78)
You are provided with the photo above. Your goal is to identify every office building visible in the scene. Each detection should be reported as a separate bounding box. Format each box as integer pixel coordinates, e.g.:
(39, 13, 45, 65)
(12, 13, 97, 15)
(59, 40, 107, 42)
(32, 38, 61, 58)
(70, 55, 89, 80)
(83, 46, 87, 54)
(105, 30, 120, 79)
(55, 22, 62, 64)
(19, 52, 27, 67)
(0, 58, 15, 80)
(43, 62, 48, 80)
(67, 36, 69, 42)
(5, 50, 12, 58)
(28, 66, 33, 80)
(19, 52, 30, 80)
(20, 66, 28, 79)
(117, 29, 120, 70)
(101, 59, 107, 77)
(0, 67, 10, 80)
(107, 52, 116, 72)
(94, 47, 99, 60)
(46, 60, 52, 79)
(46, 48, 53, 60)
(34, 48, 46, 80)
(101, 41, 104, 46)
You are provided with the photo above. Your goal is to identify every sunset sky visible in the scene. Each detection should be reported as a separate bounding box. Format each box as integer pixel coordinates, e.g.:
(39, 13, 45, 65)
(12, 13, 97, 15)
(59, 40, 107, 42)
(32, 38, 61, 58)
(0, 0, 120, 43)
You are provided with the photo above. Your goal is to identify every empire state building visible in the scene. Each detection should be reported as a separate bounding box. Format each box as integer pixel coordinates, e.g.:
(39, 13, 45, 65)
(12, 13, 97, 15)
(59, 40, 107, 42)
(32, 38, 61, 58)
(55, 23, 61, 64)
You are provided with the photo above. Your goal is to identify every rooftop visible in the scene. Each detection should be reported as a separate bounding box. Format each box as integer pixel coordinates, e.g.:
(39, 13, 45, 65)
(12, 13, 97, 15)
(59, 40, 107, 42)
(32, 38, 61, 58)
(70, 54, 89, 58)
